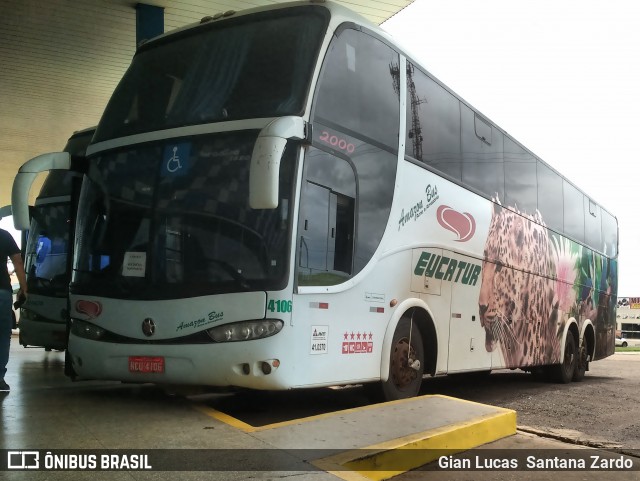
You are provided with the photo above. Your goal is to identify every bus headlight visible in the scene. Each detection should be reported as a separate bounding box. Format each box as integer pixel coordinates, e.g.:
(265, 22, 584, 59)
(207, 320, 283, 342)
(70, 319, 106, 341)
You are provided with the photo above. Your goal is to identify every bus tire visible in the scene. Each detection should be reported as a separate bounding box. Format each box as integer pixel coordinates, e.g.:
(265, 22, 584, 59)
(572, 339, 587, 382)
(552, 331, 577, 384)
(381, 317, 424, 401)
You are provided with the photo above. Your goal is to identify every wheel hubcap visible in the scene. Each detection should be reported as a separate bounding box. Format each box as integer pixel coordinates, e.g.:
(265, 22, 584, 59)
(564, 343, 575, 373)
(391, 337, 417, 388)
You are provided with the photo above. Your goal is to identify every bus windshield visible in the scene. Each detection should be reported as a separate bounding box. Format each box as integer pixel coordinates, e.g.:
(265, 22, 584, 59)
(71, 131, 297, 299)
(24, 202, 72, 297)
(93, 7, 328, 143)
(23, 131, 94, 298)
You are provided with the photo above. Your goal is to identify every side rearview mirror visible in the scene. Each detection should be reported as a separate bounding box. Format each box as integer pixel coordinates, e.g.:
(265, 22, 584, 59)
(249, 117, 306, 209)
(12, 152, 71, 230)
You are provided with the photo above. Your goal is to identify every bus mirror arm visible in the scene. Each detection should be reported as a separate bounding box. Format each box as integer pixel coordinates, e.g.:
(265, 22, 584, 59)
(11, 151, 71, 230)
(249, 117, 306, 209)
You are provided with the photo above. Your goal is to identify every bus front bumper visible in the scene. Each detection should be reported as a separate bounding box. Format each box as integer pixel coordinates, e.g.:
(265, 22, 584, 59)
(67, 334, 291, 390)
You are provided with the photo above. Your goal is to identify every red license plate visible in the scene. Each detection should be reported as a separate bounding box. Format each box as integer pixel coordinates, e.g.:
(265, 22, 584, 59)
(128, 356, 164, 374)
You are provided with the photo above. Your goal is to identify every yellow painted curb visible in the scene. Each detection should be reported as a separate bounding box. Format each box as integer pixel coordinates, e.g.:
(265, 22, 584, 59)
(194, 393, 456, 433)
(313, 408, 517, 481)
(194, 404, 257, 432)
(194, 393, 516, 480)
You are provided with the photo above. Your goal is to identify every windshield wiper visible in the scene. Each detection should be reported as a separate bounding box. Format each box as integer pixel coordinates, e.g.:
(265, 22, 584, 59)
(207, 259, 251, 290)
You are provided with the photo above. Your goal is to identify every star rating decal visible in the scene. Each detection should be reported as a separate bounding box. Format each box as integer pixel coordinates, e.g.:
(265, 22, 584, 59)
(341, 331, 374, 354)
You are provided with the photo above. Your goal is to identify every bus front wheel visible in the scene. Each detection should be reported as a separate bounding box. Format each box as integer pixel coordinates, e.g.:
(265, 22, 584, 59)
(381, 317, 424, 401)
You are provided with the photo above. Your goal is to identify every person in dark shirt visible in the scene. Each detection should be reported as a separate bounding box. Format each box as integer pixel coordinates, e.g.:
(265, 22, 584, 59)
(0, 228, 27, 392)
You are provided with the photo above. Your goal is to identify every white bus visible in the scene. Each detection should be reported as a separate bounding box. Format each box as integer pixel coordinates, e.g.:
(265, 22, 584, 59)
(13, 1, 617, 400)
(16, 127, 94, 351)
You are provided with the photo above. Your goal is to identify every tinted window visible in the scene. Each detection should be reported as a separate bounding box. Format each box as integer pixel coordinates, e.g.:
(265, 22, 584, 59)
(38, 171, 80, 198)
(352, 147, 396, 271)
(584, 199, 602, 252)
(95, 8, 328, 142)
(312, 28, 399, 276)
(563, 180, 584, 242)
(309, 123, 397, 277)
(314, 27, 400, 150)
(475, 115, 492, 144)
(504, 138, 537, 214)
(24, 203, 72, 297)
(298, 148, 356, 286)
(602, 210, 618, 257)
(73, 132, 297, 298)
(405, 63, 461, 180)
(461, 105, 504, 200)
(537, 162, 563, 233)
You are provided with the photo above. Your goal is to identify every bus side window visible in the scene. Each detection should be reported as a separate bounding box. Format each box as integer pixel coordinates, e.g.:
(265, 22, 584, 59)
(298, 148, 356, 287)
(461, 104, 504, 201)
(405, 63, 462, 181)
(537, 161, 564, 233)
(504, 137, 537, 215)
(602, 210, 618, 257)
(563, 180, 585, 243)
(585, 199, 602, 252)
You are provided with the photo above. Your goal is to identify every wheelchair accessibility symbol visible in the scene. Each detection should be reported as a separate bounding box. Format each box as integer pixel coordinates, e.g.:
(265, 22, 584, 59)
(167, 146, 182, 173)
(163, 142, 191, 176)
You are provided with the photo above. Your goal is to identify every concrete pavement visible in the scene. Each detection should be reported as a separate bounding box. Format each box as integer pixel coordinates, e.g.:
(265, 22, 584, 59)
(2, 334, 639, 480)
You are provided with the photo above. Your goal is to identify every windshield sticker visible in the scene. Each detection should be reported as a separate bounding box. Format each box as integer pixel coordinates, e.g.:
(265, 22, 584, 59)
(162, 142, 191, 177)
(201, 147, 247, 162)
(310, 326, 328, 355)
(122, 252, 147, 277)
(176, 311, 224, 332)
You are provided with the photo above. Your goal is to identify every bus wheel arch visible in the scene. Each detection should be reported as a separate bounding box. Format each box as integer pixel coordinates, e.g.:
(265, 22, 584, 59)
(410, 307, 438, 378)
(379, 302, 437, 400)
(552, 320, 579, 383)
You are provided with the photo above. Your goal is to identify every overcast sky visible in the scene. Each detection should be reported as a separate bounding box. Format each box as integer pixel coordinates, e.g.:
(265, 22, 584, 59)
(383, 0, 640, 296)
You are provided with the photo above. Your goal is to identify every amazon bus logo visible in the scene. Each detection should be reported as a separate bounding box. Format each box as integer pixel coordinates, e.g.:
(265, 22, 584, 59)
(436, 205, 476, 242)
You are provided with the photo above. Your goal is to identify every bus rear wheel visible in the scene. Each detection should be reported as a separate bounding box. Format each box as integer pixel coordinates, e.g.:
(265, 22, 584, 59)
(381, 317, 424, 401)
(573, 339, 588, 382)
(552, 332, 577, 383)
